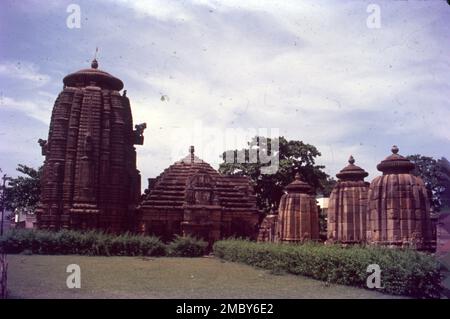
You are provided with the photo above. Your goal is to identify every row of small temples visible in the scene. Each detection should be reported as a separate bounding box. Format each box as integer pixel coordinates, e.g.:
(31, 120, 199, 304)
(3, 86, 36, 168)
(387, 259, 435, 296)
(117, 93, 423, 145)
(35, 60, 435, 250)
(259, 147, 435, 250)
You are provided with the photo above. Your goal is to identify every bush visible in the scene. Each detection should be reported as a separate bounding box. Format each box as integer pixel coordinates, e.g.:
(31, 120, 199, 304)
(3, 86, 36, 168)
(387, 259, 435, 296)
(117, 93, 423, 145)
(167, 235, 208, 257)
(213, 239, 442, 298)
(0, 229, 166, 257)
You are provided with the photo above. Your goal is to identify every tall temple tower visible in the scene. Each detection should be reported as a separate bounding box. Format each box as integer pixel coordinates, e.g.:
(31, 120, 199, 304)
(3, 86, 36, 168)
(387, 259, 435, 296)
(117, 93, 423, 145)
(36, 59, 146, 232)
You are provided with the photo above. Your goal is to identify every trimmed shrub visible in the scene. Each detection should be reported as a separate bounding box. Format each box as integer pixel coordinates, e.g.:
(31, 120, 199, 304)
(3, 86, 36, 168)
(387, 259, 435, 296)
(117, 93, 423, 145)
(213, 239, 442, 298)
(0, 229, 166, 257)
(167, 235, 208, 257)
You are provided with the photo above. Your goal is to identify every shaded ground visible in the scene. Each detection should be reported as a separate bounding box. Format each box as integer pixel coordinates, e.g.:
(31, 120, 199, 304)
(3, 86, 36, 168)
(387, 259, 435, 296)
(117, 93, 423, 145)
(6, 255, 403, 299)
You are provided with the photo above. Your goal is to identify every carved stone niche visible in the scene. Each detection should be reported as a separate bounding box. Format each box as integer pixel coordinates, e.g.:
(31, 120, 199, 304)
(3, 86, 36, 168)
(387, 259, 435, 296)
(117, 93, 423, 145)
(185, 169, 219, 206)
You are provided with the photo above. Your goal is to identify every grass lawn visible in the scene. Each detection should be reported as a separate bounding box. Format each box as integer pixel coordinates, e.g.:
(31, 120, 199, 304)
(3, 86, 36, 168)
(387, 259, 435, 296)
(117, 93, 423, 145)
(5, 255, 404, 299)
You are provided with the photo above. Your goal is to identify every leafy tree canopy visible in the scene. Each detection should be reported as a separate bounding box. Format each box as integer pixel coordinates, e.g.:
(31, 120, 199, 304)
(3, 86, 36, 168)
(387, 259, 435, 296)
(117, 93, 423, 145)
(406, 155, 449, 213)
(2, 164, 42, 214)
(219, 136, 335, 214)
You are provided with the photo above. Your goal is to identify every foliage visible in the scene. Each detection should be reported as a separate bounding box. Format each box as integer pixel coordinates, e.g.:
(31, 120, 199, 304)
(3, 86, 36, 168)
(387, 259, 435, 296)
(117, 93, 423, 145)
(2, 165, 42, 214)
(407, 155, 449, 212)
(167, 235, 208, 257)
(0, 229, 168, 257)
(213, 239, 442, 298)
(436, 157, 450, 211)
(219, 136, 335, 214)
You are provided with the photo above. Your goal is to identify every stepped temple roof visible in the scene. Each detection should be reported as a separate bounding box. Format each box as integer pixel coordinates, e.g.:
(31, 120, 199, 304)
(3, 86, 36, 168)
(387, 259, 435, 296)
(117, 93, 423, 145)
(138, 146, 259, 243)
(140, 146, 258, 211)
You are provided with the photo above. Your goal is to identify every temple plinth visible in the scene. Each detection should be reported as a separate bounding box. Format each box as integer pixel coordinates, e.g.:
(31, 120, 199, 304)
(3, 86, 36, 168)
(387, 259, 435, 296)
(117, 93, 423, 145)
(36, 59, 145, 232)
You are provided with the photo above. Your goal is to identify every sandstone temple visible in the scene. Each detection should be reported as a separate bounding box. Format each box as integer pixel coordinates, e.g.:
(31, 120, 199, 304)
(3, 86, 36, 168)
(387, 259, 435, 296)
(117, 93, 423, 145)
(137, 146, 259, 245)
(327, 156, 369, 244)
(36, 59, 145, 232)
(35, 59, 436, 250)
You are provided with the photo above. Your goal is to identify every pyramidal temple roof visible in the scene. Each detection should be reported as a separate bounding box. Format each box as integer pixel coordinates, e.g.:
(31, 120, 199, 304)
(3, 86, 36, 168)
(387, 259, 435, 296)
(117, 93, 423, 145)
(140, 146, 258, 211)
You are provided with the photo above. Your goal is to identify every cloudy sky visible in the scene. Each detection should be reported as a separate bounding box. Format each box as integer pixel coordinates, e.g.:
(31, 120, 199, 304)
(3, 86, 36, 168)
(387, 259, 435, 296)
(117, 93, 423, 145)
(0, 0, 449, 185)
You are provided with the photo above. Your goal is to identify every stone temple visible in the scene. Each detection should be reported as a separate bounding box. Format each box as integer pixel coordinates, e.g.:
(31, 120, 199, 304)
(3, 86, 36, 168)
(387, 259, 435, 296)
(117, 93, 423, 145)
(34, 59, 436, 250)
(367, 145, 434, 250)
(276, 173, 319, 242)
(36, 59, 146, 232)
(327, 156, 369, 244)
(136, 146, 260, 244)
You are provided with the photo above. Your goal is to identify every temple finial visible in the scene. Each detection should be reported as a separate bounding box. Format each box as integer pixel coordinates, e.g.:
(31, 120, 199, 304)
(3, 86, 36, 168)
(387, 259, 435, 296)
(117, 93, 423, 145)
(294, 172, 301, 180)
(391, 145, 399, 154)
(91, 47, 99, 69)
(348, 155, 355, 165)
(91, 58, 98, 69)
(189, 146, 195, 163)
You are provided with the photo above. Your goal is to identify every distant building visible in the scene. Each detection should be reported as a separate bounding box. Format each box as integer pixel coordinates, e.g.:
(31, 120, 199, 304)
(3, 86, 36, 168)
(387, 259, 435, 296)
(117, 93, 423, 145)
(316, 197, 329, 215)
(13, 210, 37, 229)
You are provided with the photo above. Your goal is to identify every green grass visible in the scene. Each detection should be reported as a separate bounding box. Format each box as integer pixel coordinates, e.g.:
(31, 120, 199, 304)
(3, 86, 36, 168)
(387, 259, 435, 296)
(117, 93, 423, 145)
(5, 255, 404, 299)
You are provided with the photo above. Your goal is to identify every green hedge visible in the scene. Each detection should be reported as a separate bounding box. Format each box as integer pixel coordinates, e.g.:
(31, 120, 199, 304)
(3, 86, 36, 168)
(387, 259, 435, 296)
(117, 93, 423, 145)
(213, 239, 442, 298)
(0, 229, 207, 257)
(168, 235, 208, 257)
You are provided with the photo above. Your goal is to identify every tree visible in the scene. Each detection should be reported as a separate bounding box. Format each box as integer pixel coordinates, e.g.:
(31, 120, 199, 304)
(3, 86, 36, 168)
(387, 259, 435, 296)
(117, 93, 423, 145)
(3, 164, 42, 214)
(219, 136, 334, 214)
(406, 155, 448, 213)
(437, 157, 450, 212)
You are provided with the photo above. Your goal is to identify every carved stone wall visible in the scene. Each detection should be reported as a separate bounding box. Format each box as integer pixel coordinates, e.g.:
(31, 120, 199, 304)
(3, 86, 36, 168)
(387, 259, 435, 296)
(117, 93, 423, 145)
(327, 156, 369, 244)
(36, 60, 145, 232)
(276, 173, 319, 242)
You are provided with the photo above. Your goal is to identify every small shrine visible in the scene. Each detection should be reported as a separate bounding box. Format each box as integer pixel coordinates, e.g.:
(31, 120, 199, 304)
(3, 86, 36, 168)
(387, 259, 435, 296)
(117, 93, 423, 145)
(367, 146, 434, 250)
(327, 156, 369, 243)
(276, 173, 319, 242)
